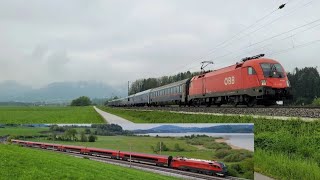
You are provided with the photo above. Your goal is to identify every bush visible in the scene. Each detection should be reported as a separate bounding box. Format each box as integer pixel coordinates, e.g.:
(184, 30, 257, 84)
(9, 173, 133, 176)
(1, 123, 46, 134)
(215, 149, 231, 159)
(173, 143, 184, 152)
(88, 134, 97, 142)
(204, 141, 231, 150)
(71, 96, 92, 106)
(80, 131, 88, 142)
(223, 150, 253, 162)
(312, 98, 320, 106)
(151, 142, 169, 153)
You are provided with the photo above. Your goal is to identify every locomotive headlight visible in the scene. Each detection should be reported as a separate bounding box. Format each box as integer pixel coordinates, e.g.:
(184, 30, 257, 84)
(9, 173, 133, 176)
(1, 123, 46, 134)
(286, 80, 290, 87)
(261, 80, 267, 86)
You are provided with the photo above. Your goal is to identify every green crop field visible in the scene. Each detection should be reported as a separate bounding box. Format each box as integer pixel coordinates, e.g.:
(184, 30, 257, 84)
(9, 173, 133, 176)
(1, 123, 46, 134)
(0, 106, 104, 124)
(99, 106, 256, 123)
(0, 126, 47, 136)
(100, 107, 320, 180)
(0, 144, 178, 180)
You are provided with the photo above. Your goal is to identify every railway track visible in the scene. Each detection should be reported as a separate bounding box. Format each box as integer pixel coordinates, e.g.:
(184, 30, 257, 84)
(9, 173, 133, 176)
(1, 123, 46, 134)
(24, 146, 244, 180)
(119, 106, 320, 119)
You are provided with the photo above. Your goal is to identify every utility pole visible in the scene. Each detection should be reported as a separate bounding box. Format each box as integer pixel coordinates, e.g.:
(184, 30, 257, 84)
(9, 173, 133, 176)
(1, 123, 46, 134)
(128, 81, 130, 96)
(129, 143, 132, 168)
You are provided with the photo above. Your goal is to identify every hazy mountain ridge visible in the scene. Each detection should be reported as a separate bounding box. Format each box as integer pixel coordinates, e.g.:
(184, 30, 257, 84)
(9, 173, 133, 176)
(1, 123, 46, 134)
(133, 125, 254, 133)
(0, 80, 125, 103)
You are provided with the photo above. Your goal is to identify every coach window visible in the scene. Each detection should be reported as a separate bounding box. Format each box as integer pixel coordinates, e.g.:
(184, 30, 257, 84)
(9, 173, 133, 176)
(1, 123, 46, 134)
(248, 67, 256, 75)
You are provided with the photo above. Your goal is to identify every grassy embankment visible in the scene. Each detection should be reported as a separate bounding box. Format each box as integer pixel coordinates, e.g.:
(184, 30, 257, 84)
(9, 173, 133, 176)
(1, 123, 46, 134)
(0, 144, 178, 180)
(100, 107, 320, 180)
(0, 106, 104, 124)
(0, 126, 47, 136)
(99, 106, 256, 123)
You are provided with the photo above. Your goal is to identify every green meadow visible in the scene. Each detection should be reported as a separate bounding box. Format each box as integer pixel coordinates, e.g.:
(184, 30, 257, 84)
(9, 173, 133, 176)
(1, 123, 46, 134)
(98, 106, 256, 123)
(0, 126, 46, 136)
(0, 144, 178, 180)
(0, 106, 104, 124)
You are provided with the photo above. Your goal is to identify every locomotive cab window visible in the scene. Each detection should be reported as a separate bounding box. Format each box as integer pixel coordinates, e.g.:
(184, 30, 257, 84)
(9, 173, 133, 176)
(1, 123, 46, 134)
(247, 67, 256, 75)
(260, 63, 284, 78)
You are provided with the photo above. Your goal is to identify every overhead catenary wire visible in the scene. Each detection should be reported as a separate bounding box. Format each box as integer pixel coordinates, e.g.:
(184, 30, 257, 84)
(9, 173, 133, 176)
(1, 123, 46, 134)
(129, 0, 315, 90)
(209, 18, 320, 63)
(268, 38, 320, 56)
(163, 1, 302, 77)
(199, 2, 289, 60)
(200, 0, 313, 62)
(234, 22, 320, 59)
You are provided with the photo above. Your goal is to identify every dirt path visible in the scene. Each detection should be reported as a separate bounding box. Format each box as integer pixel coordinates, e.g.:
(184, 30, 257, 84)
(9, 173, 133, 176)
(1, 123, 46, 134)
(94, 106, 135, 125)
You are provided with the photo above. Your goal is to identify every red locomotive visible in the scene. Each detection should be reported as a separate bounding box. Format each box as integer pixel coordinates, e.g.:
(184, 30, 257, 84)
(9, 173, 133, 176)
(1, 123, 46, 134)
(188, 54, 292, 107)
(11, 139, 227, 177)
(109, 54, 291, 107)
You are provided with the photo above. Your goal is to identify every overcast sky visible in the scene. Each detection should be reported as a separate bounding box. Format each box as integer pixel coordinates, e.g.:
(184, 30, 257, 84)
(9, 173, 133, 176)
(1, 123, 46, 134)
(1, 0, 319, 89)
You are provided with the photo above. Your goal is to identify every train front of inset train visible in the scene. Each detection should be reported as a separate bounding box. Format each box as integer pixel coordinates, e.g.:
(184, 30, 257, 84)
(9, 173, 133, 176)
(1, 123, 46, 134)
(109, 54, 292, 107)
(12, 139, 228, 177)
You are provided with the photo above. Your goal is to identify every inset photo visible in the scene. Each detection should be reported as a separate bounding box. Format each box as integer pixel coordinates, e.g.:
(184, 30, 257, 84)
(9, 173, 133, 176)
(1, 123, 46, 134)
(1, 123, 253, 179)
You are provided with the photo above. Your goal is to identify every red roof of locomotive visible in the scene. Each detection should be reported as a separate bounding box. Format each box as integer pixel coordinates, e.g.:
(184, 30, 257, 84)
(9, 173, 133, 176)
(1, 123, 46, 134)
(202, 58, 280, 77)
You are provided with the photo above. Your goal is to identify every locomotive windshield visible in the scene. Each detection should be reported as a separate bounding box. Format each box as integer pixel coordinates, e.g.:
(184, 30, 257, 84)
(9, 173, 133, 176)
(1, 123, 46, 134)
(260, 63, 284, 78)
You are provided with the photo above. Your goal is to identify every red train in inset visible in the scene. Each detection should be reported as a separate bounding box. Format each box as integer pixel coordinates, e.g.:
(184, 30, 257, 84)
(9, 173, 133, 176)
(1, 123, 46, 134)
(109, 54, 292, 107)
(11, 139, 227, 177)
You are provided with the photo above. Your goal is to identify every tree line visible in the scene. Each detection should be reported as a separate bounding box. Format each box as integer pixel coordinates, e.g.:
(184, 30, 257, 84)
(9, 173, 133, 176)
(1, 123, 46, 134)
(287, 67, 320, 105)
(129, 71, 200, 95)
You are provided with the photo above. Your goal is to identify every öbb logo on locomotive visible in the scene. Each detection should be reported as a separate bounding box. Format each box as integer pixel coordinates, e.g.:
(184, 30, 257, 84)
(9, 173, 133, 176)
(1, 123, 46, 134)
(224, 76, 235, 85)
(109, 54, 292, 107)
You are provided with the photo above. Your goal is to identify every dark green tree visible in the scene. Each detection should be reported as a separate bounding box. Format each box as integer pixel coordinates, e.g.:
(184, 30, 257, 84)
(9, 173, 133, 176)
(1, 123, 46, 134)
(65, 128, 77, 141)
(88, 134, 97, 142)
(70, 96, 92, 106)
(287, 67, 320, 105)
(84, 128, 91, 134)
(80, 131, 87, 142)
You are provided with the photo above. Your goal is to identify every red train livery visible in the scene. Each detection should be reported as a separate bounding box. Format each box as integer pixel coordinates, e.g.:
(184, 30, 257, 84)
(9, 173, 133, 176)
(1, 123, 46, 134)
(109, 54, 292, 107)
(11, 139, 227, 177)
(189, 54, 291, 106)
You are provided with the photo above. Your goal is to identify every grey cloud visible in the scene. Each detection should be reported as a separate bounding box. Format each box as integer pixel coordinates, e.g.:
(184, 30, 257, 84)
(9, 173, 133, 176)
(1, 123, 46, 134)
(0, 0, 319, 89)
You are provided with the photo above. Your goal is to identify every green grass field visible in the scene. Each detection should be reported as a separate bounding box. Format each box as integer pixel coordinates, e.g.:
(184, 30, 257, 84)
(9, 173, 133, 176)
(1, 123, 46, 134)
(99, 107, 256, 123)
(0, 126, 47, 136)
(0, 106, 104, 124)
(255, 149, 320, 180)
(0, 144, 178, 180)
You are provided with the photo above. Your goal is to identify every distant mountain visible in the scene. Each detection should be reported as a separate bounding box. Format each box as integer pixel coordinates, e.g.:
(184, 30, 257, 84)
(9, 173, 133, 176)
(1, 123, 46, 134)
(0, 80, 125, 103)
(0, 81, 33, 101)
(133, 125, 253, 134)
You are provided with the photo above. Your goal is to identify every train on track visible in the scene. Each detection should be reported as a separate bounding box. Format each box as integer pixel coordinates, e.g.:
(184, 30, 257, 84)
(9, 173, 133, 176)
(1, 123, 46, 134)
(109, 54, 292, 107)
(12, 139, 228, 177)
